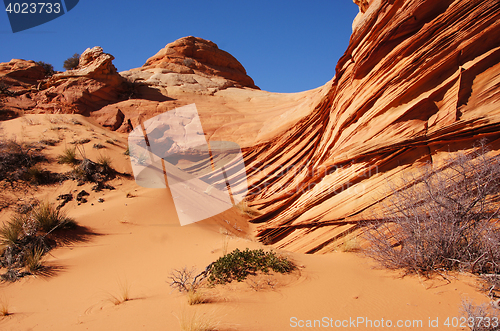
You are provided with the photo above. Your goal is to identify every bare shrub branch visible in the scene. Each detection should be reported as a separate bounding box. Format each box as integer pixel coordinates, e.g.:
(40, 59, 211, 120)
(460, 299, 500, 331)
(364, 140, 500, 277)
(168, 267, 208, 293)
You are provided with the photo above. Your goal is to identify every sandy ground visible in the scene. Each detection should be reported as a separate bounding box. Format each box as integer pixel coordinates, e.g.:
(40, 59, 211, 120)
(0, 115, 490, 330)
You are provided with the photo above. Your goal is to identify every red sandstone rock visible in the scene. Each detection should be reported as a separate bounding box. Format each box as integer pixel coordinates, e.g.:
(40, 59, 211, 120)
(94, 108, 125, 131)
(121, 36, 258, 96)
(0, 60, 45, 116)
(32, 46, 128, 115)
(242, 0, 500, 253)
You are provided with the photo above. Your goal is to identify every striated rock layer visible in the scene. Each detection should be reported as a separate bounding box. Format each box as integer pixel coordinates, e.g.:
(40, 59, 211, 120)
(243, 0, 500, 253)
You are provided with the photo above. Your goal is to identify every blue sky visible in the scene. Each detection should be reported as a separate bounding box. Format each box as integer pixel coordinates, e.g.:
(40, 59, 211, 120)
(1, 1, 359, 93)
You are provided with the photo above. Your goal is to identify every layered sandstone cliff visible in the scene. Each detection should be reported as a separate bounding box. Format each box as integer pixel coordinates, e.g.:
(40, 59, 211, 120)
(243, 0, 500, 252)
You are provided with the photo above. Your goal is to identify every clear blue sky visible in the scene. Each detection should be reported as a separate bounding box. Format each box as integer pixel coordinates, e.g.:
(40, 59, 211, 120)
(1, 0, 359, 93)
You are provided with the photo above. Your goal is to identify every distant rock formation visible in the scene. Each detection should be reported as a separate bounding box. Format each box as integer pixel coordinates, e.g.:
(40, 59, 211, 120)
(243, 0, 500, 253)
(32, 46, 128, 115)
(0, 38, 259, 129)
(121, 36, 258, 97)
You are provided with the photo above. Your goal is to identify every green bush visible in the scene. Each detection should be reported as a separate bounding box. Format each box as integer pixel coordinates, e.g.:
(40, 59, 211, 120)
(207, 248, 295, 285)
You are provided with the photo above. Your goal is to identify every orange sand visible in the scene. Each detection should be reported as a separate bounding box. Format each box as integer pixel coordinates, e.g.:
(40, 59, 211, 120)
(0, 115, 490, 330)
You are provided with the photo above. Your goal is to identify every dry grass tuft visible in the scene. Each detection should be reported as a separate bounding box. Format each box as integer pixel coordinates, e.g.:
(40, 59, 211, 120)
(0, 299, 10, 317)
(57, 147, 78, 164)
(31, 201, 76, 233)
(109, 280, 131, 305)
(187, 289, 209, 306)
(235, 200, 262, 218)
(0, 216, 23, 246)
(339, 235, 360, 253)
(178, 309, 220, 331)
(24, 247, 44, 273)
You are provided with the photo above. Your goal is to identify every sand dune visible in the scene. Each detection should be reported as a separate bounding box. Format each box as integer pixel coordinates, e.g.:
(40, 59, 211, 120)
(0, 115, 490, 330)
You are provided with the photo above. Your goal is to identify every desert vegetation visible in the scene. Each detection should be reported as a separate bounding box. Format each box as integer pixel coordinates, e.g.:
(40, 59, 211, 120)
(35, 61, 55, 77)
(108, 280, 131, 306)
(63, 53, 80, 70)
(363, 141, 500, 327)
(0, 139, 46, 184)
(169, 248, 296, 305)
(365, 142, 500, 278)
(460, 299, 500, 331)
(0, 202, 76, 281)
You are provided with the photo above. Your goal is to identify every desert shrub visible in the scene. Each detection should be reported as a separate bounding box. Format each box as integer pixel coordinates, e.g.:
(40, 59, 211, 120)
(0, 139, 45, 183)
(0, 202, 76, 280)
(35, 61, 54, 77)
(63, 53, 80, 70)
(207, 248, 295, 285)
(57, 147, 78, 164)
(31, 201, 76, 233)
(25, 166, 49, 184)
(169, 267, 204, 293)
(364, 141, 500, 276)
(460, 299, 500, 331)
(0, 216, 23, 246)
(70, 157, 114, 185)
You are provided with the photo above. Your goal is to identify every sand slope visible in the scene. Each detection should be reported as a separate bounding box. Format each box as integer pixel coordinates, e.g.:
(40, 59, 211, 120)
(0, 115, 490, 330)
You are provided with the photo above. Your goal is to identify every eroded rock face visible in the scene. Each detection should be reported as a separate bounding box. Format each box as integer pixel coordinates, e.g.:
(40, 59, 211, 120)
(353, 0, 371, 13)
(0, 60, 44, 118)
(243, 0, 500, 253)
(32, 46, 128, 115)
(121, 36, 258, 96)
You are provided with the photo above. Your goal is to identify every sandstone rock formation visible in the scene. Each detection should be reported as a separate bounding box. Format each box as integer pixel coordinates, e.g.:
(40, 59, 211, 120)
(242, 0, 500, 253)
(121, 36, 258, 97)
(32, 46, 129, 115)
(0, 60, 44, 118)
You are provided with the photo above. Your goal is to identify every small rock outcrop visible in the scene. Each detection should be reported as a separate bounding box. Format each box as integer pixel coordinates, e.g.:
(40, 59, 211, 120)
(0, 60, 45, 118)
(33, 46, 128, 115)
